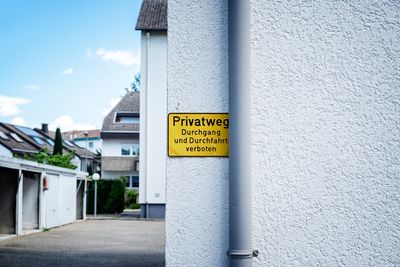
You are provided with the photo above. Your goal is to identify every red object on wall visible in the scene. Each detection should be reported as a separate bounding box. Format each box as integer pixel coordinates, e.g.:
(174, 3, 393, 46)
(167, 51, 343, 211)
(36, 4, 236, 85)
(43, 177, 49, 191)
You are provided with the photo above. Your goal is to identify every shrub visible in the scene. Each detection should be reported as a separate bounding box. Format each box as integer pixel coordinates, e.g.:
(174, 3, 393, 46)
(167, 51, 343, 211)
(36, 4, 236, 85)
(105, 177, 126, 213)
(125, 190, 140, 209)
(87, 176, 126, 214)
(24, 150, 77, 169)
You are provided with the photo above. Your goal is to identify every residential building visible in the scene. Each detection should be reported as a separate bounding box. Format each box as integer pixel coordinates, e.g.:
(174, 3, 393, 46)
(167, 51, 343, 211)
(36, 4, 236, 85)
(136, 0, 167, 219)
(0, 122, 94, 172)
(62, 129, 102, 154)
(0, 123, 89, 236)
(36, 124, 95, 172)
(100, 92, 139, 189)
(0, 123, 39, 158)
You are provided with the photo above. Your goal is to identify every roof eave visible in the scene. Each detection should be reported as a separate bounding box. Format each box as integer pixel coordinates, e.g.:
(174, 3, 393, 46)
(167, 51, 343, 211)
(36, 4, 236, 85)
(135, 27, 167, 31)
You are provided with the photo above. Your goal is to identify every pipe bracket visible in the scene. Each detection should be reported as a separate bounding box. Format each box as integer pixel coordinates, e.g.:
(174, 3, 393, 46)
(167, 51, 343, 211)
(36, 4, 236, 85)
(227, 249, 259, 258)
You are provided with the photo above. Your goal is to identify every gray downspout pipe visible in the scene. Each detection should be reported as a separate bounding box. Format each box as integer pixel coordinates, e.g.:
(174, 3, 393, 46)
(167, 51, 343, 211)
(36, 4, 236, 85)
(145, 31, 150, 219)
(227, 0, 254, 267)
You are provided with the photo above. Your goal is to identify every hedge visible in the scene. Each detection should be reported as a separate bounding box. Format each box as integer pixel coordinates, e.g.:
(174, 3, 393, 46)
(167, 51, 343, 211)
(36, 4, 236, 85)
(86, 177, 126, 214)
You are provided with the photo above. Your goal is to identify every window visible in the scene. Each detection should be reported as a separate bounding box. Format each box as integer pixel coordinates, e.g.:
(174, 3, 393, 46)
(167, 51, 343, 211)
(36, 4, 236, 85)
(15, 125, 51, 145)
(121, 144, 131, 155)
(121, 144, 139, 156)
(15, 126, 41, 137)
(115, 112, 139, 123)
(132, 144, 139, 156)
(89, 141, 94, 148)
(125, 176, 139, 188)
(46, 138, 55, 145)
(32, 136, 44, 145)
(0, 131, 9, 140)
(10, 133, 23, 143)
(131, 176, 139, 187)
(64, 140, 75, 147)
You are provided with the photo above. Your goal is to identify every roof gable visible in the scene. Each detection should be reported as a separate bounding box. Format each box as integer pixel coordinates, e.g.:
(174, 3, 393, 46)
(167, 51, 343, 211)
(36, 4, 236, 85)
(136, 0, 167, 31)
(101, 92, 140, 133)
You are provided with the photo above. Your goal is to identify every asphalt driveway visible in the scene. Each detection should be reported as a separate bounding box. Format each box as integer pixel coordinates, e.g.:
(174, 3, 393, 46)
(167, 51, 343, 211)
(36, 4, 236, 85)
(0, 220, 165, 267)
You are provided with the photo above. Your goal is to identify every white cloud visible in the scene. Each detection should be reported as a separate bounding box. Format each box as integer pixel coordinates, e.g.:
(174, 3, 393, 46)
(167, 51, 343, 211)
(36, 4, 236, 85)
(95, 48, 139, 66)
(102, 97, 121, 116)
(23, 85, 40, 90)
(61, 68, 74, 75)
(11, 117, 26, 126)
(0, 95, 31, 117)
(49, 115, 96, 132)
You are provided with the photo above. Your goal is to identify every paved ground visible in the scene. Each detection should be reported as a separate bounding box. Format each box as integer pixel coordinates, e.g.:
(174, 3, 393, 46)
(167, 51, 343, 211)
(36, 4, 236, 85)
(0, 220, 165, 267)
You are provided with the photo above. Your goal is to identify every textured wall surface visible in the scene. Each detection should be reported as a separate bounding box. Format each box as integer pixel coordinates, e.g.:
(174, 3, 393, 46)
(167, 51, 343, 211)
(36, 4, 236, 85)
(251, 1, 400, 266)
(166, 1, 229, 266)
(167, 0, 400, 266)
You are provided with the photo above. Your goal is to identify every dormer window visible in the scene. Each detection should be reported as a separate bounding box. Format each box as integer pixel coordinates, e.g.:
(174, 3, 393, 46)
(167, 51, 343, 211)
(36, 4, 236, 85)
(115, 112, 139, 123)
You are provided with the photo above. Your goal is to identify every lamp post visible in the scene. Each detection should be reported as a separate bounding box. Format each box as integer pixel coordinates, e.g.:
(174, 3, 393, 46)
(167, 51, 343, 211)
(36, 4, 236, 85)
(92, 173, 100, 218)
(84, 131, 89, 171)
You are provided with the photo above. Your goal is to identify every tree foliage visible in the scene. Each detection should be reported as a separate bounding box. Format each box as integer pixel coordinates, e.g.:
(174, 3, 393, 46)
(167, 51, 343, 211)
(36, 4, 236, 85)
(125, 72, 141, 93)
(53, 128, 63, 155)
(25, 150, 77, 170)
(131, 73, 141, 92)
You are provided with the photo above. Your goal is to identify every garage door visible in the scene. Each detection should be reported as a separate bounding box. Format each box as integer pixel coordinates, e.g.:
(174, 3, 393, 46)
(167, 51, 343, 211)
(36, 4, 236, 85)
(60, 174, 76, 225)
(45, 173, 60, 228)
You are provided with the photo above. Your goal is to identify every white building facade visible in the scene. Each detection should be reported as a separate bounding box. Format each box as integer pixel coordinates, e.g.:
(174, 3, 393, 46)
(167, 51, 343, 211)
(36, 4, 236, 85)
(73, 137, 102, 154)
(100, 92, 140, 189)
(136, 0, 167, 219)
(166, 1, 400, 266)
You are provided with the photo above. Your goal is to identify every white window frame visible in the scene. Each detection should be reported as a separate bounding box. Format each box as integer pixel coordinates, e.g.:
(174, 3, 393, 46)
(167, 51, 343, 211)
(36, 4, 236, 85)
(121, 143, 139, 156)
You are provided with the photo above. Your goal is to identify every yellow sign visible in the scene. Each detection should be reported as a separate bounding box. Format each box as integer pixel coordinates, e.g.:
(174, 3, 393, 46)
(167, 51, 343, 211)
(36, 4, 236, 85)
(168, 113, 229, 157)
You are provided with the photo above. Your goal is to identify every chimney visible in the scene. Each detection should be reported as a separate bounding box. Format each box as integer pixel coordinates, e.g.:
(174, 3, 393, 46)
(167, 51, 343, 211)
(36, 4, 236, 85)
(41, 123, 49, 134)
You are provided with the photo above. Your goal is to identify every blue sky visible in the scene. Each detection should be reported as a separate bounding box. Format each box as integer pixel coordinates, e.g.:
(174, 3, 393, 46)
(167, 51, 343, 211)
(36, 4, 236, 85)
(0, 0, 142, 131)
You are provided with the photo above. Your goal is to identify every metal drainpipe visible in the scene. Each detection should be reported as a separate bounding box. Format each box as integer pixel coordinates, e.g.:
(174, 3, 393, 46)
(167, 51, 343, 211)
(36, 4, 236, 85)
(227, 1, 255, 266)
(145, 31, 150, 219)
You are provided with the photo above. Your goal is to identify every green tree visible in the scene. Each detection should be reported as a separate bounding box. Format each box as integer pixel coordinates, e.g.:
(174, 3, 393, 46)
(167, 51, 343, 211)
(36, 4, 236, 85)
(53, 128, 63, 155)
(131, 73, 140, 92)
(125, 72, 141, 93)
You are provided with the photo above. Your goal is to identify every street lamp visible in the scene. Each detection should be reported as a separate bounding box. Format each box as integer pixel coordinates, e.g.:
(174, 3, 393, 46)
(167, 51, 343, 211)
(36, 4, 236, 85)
(92, 173, 100, 218)
(84, 131, 88, 171)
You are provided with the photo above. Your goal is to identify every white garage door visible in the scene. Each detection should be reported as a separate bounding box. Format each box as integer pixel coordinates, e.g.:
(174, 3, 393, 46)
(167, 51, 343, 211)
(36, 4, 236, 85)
(45, 173, 60, 228)
(60, 174, 76, 225)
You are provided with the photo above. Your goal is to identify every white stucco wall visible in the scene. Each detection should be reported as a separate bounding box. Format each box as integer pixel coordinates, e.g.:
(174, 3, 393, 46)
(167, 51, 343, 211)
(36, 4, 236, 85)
(0, 144, 12, 157)
(167, 1, 400, 266)
(102, 139, 139, 157)
(74, 139, 102, 154)
(251, 1, 400, 266)
(139, 31, 167, 205)
(166, 1, 229, 266)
